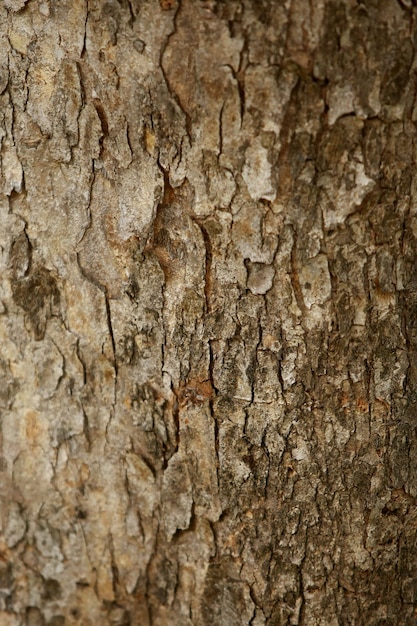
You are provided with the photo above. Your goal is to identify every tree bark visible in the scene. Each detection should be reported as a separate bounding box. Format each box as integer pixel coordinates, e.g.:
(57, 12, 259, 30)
(1, 0, 417, 624)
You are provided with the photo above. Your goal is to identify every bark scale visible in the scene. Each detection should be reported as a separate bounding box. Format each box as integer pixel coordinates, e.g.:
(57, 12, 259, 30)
(0, 1, 416, 624)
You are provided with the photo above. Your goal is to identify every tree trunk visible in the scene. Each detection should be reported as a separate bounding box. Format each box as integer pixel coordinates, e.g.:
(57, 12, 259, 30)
(1, 0, 417, 624)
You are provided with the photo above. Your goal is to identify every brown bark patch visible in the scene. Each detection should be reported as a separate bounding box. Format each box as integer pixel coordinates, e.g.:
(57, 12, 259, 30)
(177, 378, 215, 408)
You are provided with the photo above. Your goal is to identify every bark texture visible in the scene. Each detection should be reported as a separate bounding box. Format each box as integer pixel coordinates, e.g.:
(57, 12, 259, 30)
(1, 0, 417, 624)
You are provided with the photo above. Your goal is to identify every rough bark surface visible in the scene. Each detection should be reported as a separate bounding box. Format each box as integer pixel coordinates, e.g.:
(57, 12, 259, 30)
(1, 0, 417, 624)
